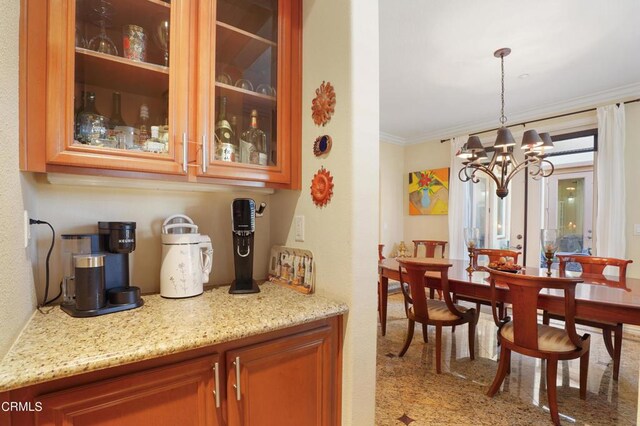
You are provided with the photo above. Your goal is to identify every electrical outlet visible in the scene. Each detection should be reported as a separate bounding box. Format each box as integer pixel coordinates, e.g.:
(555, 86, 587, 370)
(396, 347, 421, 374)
(295, 215, 305, 242)
(24, 210, 30, 248)
(634, 224, 640, 236)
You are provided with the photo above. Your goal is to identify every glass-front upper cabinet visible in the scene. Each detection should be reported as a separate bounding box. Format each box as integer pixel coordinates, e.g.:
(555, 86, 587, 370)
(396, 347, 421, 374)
(31, 0, 191, 175)
(22, 0, 300, 187)
(197, 0, 301, 186)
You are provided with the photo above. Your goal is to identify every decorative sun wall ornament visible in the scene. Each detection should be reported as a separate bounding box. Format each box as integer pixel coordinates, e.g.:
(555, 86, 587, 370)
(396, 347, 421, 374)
(311, 81, 336, 126)
(310, 166, 334, 207)
(313, 135, 332, 156)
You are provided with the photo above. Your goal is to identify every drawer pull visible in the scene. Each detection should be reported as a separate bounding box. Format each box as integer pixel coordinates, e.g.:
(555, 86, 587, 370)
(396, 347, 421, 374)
(213, 362, 220, 408)
(233, 356, 241, 401)
(182, 133, 188, 173)
(202, 135, 208, 173)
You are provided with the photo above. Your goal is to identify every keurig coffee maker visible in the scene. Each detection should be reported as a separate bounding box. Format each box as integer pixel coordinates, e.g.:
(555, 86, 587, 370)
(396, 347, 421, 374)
(230, 199, 266, 294)
(60, 221, 143, 317)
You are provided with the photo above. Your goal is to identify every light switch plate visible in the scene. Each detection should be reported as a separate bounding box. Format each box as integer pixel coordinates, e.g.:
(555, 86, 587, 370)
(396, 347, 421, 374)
(295, 215, 305, 242)
(634, 224, 640, 236)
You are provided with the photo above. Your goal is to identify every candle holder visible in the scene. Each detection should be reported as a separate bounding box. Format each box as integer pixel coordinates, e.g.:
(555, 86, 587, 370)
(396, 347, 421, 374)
(540, 229, 560, 276)
(464, 228, 480, 273)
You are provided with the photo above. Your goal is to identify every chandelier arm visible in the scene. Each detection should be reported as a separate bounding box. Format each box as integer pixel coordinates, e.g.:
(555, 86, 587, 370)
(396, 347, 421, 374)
(458, 165, 472, 182)
(469, 163, 502, 188)
(539, 159, 555, 177)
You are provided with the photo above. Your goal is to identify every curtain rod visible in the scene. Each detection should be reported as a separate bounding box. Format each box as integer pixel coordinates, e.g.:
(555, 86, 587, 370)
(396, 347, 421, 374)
(439, 98, 640, 143)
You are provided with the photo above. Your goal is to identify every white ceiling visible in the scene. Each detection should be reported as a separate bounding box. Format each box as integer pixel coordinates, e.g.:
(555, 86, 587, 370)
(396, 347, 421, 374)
(379, 0, 640, 144)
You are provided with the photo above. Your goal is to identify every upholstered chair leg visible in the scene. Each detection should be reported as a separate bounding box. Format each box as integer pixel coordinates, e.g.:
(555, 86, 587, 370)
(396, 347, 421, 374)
(398, 319, 415, 357)
(435, 325, 442, 374)
(613, 324, 622, 381)
(579, 351, 589, 400)
(546, 357, 560, 426)
(421, 323, 429, 343)
(487, 345, 509, 397)
(542, 310, 550, 325)
(468, 319, 475, 361)
(505, 348, 511, 375)
(429, 288, 435, 299)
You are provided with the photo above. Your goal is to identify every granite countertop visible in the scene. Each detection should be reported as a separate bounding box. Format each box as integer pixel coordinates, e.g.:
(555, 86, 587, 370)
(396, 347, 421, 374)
(0, 284, 348, 392)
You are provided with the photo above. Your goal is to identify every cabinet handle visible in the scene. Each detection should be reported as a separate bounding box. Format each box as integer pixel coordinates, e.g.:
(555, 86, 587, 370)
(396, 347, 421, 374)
(202, 135, 208, 173)
(182, 133, 188, 173)
(213, 362, 220, 408)
(233, 356, 241, 401)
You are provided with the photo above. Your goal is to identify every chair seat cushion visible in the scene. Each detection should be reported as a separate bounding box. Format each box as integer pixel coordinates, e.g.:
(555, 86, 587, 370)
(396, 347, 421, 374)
(410, 299, 468, 321)
(500, 322, 577, 352)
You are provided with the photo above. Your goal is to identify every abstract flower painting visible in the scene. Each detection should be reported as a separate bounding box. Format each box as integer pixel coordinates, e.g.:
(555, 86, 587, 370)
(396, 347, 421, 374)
(408, 167, 449, 215)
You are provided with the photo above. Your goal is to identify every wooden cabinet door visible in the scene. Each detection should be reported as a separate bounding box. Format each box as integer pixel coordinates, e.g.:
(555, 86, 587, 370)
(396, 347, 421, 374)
(195, 0, 301, 188)
(226, 326, 335, 426)
(22, 0, 192, 175)
(34, 355, 222, 426)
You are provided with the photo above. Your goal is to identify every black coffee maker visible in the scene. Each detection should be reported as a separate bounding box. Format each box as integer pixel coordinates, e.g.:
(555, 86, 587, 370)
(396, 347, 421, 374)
(230, 199, 266, 294)
(60, 221, 143, 317)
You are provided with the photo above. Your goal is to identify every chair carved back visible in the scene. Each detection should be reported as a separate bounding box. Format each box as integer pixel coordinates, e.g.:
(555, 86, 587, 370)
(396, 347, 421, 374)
(488, 270, 585, 352)
(472, 249, 520, 269)
(556, 255, 632, 277)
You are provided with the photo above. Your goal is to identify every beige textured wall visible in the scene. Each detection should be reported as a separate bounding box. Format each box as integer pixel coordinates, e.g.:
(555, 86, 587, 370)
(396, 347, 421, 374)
(27, 175, 272, 297)
(379, 141, 404, 257)
(402, 139, 451, 252)
(0, 0, 38, 358)
(624, 102, 640, 279)
(270, 0, 379, 423)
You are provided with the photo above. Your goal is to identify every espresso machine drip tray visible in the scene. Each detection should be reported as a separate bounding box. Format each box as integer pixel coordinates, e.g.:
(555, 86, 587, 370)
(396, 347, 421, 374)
(61, 287, 144, 318)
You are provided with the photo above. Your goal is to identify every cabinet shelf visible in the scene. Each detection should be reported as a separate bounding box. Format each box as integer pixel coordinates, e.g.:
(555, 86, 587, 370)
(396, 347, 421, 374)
(215, 81, 276, 104)
(216, 21, 276, 71)
(75, 48, 169, 97)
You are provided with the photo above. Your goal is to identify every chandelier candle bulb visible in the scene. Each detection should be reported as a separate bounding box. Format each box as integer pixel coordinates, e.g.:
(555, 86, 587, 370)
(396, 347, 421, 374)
(457, 48, 555, 198)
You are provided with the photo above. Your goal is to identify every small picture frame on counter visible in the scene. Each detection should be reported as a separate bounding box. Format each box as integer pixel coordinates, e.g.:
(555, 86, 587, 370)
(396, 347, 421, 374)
(268, 246, 315, 294)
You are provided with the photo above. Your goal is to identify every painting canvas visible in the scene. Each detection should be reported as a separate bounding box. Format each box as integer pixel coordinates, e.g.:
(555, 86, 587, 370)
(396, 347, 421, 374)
(408, 167, 450, 215)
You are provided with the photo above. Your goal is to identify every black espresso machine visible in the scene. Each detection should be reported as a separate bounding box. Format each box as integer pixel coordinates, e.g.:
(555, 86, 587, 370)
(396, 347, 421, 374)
(230, 199, 266, 294)
(60, 222, 143, 317)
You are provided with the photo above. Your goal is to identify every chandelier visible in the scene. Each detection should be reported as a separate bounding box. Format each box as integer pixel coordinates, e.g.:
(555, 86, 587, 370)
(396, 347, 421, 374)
(457, 48, 555, 198)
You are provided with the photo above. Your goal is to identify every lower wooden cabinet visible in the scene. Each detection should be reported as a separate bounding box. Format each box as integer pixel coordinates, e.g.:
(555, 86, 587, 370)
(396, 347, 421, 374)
(2, 317, 342, 426)
(36, 355, 222, 426)
(226, 327, 334, 426)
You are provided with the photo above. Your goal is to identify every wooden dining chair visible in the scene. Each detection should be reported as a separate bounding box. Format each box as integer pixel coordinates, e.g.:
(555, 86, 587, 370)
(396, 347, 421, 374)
(542, 255, 633, 381)
(412, 240, 447, 258)
(486, 270, 590, 426)
(396, 258, 477, 373)
(472, 248, 520, 269)
(455, 249, 520, 323)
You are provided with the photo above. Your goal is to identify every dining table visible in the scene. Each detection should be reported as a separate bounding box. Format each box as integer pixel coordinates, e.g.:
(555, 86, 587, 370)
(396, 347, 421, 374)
(378, 257, 640, 336)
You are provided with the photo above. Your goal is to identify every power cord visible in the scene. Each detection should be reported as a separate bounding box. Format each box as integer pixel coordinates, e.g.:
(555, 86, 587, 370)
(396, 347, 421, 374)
(29, 219, 62, 311)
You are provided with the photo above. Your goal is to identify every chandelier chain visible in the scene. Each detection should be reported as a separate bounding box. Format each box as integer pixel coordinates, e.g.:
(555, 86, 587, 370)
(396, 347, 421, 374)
(500, 53, 507, 125)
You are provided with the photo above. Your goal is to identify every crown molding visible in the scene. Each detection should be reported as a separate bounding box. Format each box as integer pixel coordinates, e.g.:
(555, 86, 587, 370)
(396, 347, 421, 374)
(378, 132, 407, 145)
(381, 82, 640, 146)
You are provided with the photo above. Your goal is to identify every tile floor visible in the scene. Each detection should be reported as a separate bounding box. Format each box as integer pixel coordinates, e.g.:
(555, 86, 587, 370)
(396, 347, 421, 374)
(376, 293, 639, 425)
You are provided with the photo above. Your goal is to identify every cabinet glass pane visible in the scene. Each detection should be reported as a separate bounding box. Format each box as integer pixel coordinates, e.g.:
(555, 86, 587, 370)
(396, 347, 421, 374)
(214, 0, 278, 166)
(74, 0, 171, 155)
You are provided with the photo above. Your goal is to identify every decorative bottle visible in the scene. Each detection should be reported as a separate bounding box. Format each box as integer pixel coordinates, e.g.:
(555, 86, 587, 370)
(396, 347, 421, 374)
(240, 109, 267, 165)
(134, 104, 150, 146)
(75, 92, 109, 144)
(109, 92, 126, 127)
(214, 96, 237, 162)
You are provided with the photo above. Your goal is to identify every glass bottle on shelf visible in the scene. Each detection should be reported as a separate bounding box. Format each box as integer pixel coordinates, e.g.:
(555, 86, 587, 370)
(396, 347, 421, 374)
(75, 92, 109, 145)
(214, 96, 237, 162)
(134, 104, 150, 147)
(240, 109, 267, 166)
(109, 92, 126, 127)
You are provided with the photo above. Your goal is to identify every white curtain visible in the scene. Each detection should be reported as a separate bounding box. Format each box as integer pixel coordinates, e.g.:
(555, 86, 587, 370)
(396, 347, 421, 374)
(448, 135, 470, 259)
(595, 104, 626, 258)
